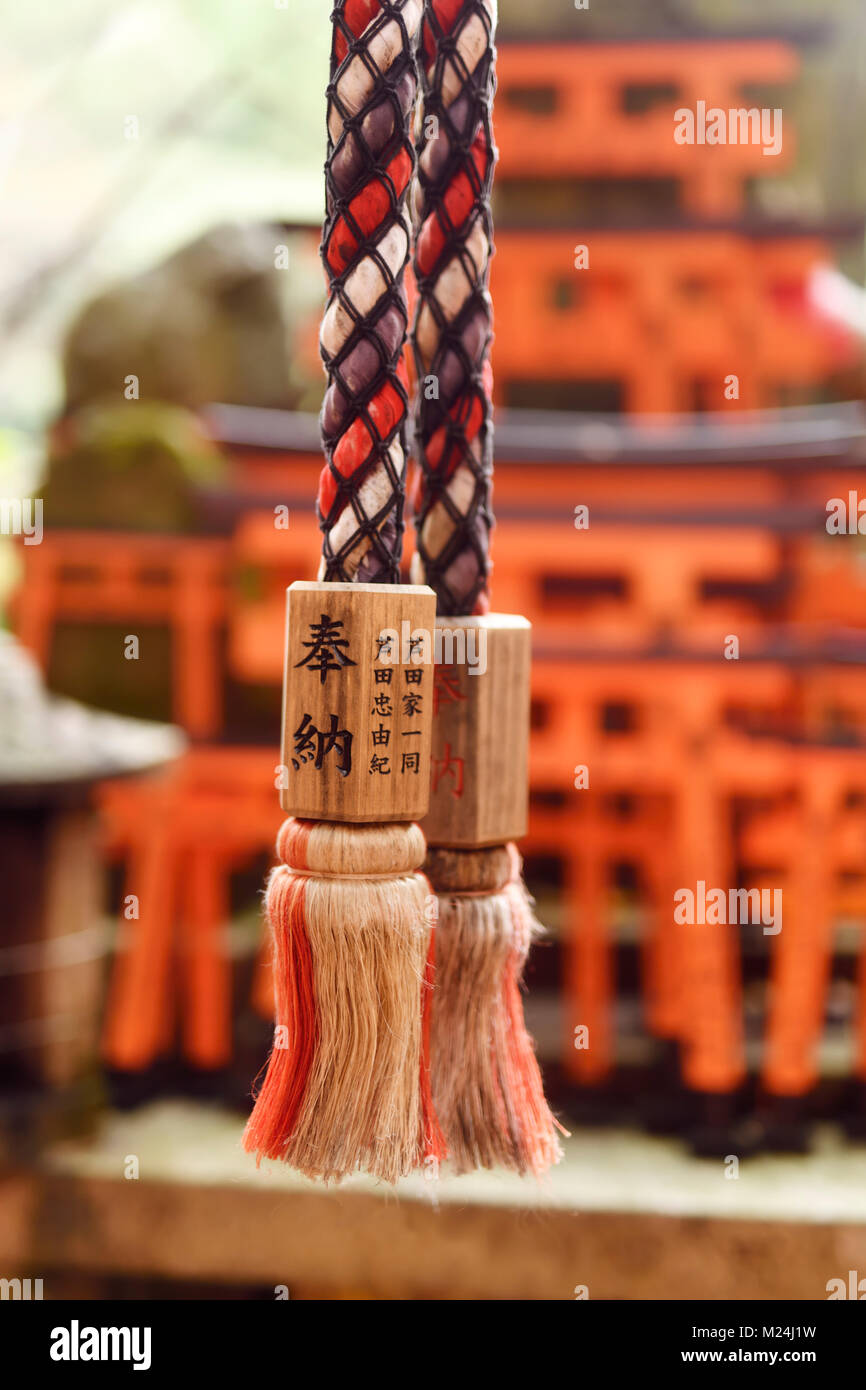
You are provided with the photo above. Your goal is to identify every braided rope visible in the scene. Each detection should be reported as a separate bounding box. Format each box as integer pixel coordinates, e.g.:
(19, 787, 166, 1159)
(410, 0, 497, 615)
(319, 0, 423, 583)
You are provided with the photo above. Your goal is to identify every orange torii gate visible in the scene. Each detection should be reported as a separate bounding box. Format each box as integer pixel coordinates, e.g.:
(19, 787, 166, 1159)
(98, 748, 280, 1074)
(739, 750, 866, 1105)
(494, 38, 799, 217)
(528, 656, 796, 1108)
(490, 231, 855, 414)
(14, 531, 230, 740)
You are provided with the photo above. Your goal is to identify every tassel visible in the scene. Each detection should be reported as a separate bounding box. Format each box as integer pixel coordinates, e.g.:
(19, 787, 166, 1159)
(417, 618, 564, 1175)
(243, 579, 440, 1181)
(243, 2, 443, 1182)
(427, 844, 562, 1174)
(410, 0, 562, 1175)
(244, 818, 444, 1181)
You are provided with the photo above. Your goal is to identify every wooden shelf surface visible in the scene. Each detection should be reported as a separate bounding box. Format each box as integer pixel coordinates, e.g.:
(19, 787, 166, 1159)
(2, 1101, 866, 1299)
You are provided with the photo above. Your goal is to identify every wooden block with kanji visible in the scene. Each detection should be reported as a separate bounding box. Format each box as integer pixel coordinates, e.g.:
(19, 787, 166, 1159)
(421, 614, 531, 848)
(280, 581, 437, 823)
